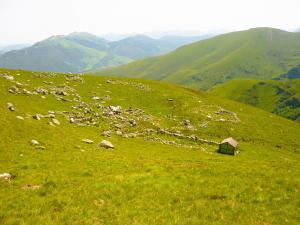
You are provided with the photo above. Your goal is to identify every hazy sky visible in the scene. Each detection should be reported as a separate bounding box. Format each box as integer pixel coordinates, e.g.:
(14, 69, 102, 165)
(1, 0, 300, 45)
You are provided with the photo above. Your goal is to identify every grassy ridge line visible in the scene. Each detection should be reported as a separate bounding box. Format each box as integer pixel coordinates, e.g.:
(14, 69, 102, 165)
(0, 68, 299, 224)
(96, 27, 300, 90)
(209, 78, 300, 121)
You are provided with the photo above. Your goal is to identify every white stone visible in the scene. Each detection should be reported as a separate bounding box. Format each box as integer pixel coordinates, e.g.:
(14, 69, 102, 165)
(99, 140, 114, 149)
(31, 140, 39, 145)
(0, 173, 11, 180)
(16, 116, 24, 120)
(51, 118, 60, 125)
(82, 139, 94, 144)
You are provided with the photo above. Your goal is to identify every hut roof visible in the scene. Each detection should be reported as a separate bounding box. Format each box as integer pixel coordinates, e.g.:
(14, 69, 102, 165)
(221, 137, 238, 148)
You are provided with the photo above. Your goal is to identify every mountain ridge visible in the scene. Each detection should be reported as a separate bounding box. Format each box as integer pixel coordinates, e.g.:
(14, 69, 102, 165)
(96, 27, 300, 90)
(0, 32, 206, 73)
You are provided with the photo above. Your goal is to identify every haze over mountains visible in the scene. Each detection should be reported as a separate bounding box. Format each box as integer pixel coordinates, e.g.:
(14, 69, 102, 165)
(98, 27, 300, 90)
(0, 44, 31, 54)
(0, 32, 206, 73)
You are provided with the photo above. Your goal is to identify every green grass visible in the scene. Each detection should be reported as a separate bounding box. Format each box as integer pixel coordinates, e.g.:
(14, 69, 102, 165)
(0, 68, 299, 224)
(96, 27, 300, 90)
(209, 78, 300, 121)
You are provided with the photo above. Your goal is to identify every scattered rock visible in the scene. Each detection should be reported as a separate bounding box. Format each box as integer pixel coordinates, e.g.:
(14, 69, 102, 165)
(16, 116, 24, 120)
(15, 82, 24, 87)
(23, 89, 32, 95)
(7, 102, 15, 111)
(109, 106, 122, 114)
(31, 140, 40, 145)
(51, 118, 60, 126)
(123, 133, 137, 138)
(146, 128, 154, 133)
(8, 86, 19, 93)
(99, 140, 114, 149)
(3, 75, 14, 80)
(102, 130, 111, 137)
(35, 88, 48, 95)
(129, 119, 137, 127)
(114, 124, 122, 129)
(45, 113, 55, 118)
(182, 119, 191, 126)
(92, 96, 100, 100)
(0, 173, 12, 180)
(33, 114, 42, 120)
(36, 146, 46, 150)
(55, 91, 68, 96)
(116, 130, 123, 136)
(168, 99, 173, 101)
(82, 139, 94, 144)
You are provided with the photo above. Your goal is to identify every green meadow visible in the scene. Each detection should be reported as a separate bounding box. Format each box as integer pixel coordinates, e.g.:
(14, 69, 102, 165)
(0, 68, 299, 224)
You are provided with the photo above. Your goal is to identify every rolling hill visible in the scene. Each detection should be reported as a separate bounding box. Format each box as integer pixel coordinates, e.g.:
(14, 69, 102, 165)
(279, 64, 300, 79)
(0, 68, 300, 224)
(0, 33, 125, 73)
(209, 79, 300, 121)
(0, 33, 205, 73)
(97, 27, 300, 90)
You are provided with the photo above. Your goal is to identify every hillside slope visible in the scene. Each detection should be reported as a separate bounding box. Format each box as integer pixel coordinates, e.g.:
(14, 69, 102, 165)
(0, 33, 131, 73)
(97, 28, 300, 90)
(209, 79, 300, 121)
(0, 68, 299, 224)
(0, 33, 205, 73)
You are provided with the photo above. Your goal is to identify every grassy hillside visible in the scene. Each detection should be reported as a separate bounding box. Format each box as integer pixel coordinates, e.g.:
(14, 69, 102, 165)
(0, 33, 132, 73)
(0, 33, 205, 73)
(97, 28, 300, 90)
(0, 68, 299, 224)
(209, 79, 300, 121)
(280, 64, 300, 79)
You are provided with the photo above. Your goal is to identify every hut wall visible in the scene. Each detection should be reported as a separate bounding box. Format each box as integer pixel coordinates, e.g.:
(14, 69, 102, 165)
(219, 143, 235, 155)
